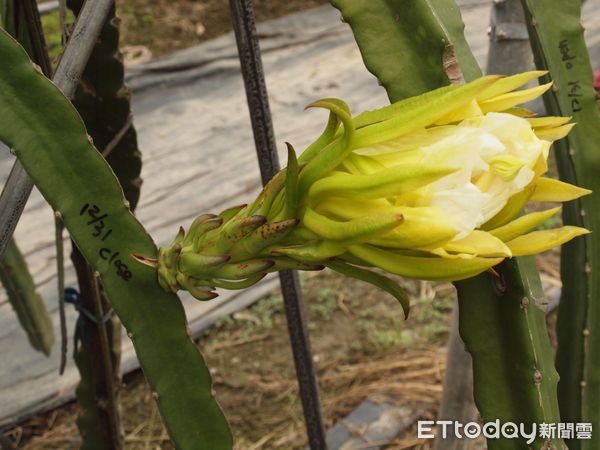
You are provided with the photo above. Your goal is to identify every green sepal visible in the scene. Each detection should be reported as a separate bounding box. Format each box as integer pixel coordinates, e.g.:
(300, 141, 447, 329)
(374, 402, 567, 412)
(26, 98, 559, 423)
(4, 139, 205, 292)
(182, 214, 219, 246)
(251, 168, 287, 216)
(269, 257, 325, 272)
(352, 75, 499, 149)
(219, 204, 247, 223)
(192, 217, 224, 252)
(179, 253, 231, 278)
(202, 215, 267, 255)
(229, 219, 299, 262)
(303, 207, 403, 243)
(199, 274, 267, 290)
(284, 142, 299, 219)
(298, 98, 355, 196)
(326, 260, 410, 318)
(213, 259, 275, 280)
(298, 104, 342, 164)
(271, 240, 345, 262)
(308, 164, 457, 204)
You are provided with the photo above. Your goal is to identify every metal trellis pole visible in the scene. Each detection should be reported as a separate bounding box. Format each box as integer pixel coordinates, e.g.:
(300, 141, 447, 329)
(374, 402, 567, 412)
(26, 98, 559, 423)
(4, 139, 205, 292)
(228, 0, 328, 448)
(0, 0, 115, 258)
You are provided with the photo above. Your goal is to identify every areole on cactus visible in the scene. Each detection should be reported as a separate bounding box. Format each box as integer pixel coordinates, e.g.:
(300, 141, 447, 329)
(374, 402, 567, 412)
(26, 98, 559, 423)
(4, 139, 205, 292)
(134, 71, 590, 317)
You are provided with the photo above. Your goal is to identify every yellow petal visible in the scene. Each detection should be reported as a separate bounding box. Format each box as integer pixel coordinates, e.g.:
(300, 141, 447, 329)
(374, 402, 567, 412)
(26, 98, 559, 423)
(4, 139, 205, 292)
(340, 157, 362, 175)
(527, 116, 572, 129)
(504, 107, 537, 117)
(372, 225, 457, 250)
(477, 71, 548, 101)
(481, 183, 536, 230)
(534, 123, 575, 142)
(315, 196, 394, 217)
(353, 76, 500, 148)
(434, 100, 483, 125)
(271, 241, 345, 262)
(489, 154, 526, 181)
(353, 84, 458, 128)
(530, 177, 592, 202)
(479, 82, 553, 113)
(533, 152, 549, 176)
(360, 148, 424, 167)
(303, 207, 403, 242)
(506, 226, 590, 256)
(489, 207, 561, 242)
(348, 244, 503, 281)
(340, 153, 385, 175)
(473, 171, 495, 192)
(317, 198, 458, 249)
(442, 230, 512, 257)
(427, 248, 478, 259)
(308, 164, 457, 204)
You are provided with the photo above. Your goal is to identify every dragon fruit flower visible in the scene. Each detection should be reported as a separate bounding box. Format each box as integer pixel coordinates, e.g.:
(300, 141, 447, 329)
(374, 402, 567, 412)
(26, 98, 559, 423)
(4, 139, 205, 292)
(138, 71, 590, 317)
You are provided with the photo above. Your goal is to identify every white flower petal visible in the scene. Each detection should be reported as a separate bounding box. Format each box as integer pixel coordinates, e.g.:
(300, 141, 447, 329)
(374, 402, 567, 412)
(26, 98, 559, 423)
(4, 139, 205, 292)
(351, 112, 549, 240)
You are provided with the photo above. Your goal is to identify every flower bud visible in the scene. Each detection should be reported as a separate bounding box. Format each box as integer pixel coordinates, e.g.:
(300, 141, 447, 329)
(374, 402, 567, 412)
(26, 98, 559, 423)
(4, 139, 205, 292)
(145, 72, 590, 316)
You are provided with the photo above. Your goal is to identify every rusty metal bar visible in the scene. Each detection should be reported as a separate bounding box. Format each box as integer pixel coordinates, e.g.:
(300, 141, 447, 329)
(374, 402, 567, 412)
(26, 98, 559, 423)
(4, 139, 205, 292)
(228, 0, 328, 448)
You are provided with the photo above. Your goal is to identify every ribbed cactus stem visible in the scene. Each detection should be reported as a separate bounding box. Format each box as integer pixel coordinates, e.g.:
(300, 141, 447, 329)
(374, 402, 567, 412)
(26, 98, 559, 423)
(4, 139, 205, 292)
(64, 0, 142, 446)
(0, 0, 55, 359)
(0, 238, 54, 356)
(520, 1, 600, 448)
(0, 29, 232, 449)
(457, 259, 564, 449)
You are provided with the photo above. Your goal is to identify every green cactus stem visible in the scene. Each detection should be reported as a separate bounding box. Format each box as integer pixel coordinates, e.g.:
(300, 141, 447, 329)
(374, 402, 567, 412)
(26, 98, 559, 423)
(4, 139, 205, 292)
(0, 0, 56, 359)
(64, 0, 144, 445)
(0, 238, 54, 356)
(520, 1, 600, 448)
(71, 251, 123, 450)
(0, 30, 232, 449)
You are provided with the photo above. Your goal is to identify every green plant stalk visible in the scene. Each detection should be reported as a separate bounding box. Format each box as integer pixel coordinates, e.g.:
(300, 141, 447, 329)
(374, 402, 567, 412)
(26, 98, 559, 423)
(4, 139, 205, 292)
(456, 260, 563, 449)
(520, 1, 600, 448)
(2, 0, 69, 370)
(1, 0, 57, 359)
(65, 0, 142, 210)
(329, 1, 563, 447)
(71, 255, 123, 450)
(64, 0, 143, 446)
(71, 246, 123, 449)
(55, 216, 68, 373)
(0, 30, 232, 450)
(329, 0, 479, 101)
(0, 0, 34, 60)
(5, 0, 121, 441)
(0, 239, 54, 355)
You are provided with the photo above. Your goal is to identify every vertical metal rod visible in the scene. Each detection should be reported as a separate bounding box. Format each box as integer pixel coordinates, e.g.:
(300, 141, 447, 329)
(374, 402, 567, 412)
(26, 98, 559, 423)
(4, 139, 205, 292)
(21, 0, 53, 76)
(0, 0, 115, 259)
(228, 1, 328, 448)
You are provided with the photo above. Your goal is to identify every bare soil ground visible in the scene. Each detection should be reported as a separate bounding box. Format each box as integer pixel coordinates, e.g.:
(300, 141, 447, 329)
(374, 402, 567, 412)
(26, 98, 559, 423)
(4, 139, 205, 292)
(119, 0, 330, 58)
(41, 0, 330, 61)
(8, 271, 455, 449)
(4, 263, 560, 449)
